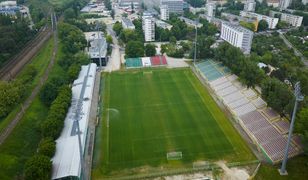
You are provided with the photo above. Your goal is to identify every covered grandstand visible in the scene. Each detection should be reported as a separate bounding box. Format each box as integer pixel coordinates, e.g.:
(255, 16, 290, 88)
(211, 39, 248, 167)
(125, 55, 167, 68)
(52, 63, 97, 179)
(195, 59, 303, 164)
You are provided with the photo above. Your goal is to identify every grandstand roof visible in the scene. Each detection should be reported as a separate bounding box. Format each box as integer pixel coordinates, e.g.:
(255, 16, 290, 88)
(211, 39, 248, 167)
(52, 63, 97, 179)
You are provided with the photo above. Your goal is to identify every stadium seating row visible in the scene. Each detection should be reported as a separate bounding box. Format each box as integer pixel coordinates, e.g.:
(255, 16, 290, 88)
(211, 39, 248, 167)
(195, 60, 303, 164)
(125, 56, 167, 68)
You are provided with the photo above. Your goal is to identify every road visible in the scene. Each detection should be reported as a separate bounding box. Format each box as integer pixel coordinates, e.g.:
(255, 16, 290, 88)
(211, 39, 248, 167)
(0, 12, 58, 145)
(279, 32, 308, 67)
(105, 25, 121, 72)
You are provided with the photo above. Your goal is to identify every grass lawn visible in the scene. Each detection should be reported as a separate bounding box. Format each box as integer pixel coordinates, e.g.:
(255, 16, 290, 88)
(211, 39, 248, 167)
(0, 97, 48, 179)
(0, 38, 53, 134)
(92, 68, 255, 178)
(0, 39, 66, 179)
(254, 155, 308, 180)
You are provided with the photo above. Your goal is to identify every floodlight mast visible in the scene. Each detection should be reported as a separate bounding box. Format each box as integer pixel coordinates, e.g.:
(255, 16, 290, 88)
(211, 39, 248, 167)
(279, 82, 304, 175)
(96, 21, 102, 69)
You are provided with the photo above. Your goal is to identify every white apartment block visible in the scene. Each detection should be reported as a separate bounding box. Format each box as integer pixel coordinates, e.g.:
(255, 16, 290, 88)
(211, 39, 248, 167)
(206, 2, 216, 17)
(244, 0, 256, 12)
(281, 13, 303, 27)
(220, 23, 254, 54)
(160, 5, 169, 20)
(161, 0, 183, 14)
(121, 18, 135, 29)
(142, 15, 155, 42)
(279, 0, 292, 10)
(240, 11, 279, 29)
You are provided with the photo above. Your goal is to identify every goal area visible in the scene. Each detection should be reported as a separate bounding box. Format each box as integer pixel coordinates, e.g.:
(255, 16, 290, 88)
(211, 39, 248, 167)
(167, 152, 182, 160)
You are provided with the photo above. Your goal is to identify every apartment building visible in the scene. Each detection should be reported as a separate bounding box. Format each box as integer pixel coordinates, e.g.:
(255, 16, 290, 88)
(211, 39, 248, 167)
(142, 15, 155, 42)
(160, 4, 169, 20)
(161, 0, 183, 14)
(240, 11, 279, 29)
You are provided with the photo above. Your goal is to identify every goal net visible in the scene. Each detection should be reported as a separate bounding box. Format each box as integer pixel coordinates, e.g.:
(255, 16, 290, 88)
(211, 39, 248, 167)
(167, 151, 182, 160)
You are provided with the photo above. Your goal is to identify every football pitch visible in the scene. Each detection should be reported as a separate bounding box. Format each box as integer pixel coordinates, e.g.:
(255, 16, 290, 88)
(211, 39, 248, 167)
(92, 68, 255, 178)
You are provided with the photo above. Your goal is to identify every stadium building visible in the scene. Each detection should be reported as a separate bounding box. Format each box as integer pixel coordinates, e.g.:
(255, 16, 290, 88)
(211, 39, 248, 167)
(52, 63, 97, 179)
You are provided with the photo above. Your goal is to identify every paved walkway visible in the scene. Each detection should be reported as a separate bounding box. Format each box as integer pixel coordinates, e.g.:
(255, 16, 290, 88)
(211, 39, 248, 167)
(84, 71, 101, 180)
(0, 13, 58, 145)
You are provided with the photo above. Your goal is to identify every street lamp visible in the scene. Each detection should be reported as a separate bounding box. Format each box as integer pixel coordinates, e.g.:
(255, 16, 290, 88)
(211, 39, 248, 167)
(279, 82, 304, 175)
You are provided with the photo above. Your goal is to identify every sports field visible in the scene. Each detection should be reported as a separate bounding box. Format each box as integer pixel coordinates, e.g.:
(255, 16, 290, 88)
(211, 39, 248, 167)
(92, 68, 255, 178)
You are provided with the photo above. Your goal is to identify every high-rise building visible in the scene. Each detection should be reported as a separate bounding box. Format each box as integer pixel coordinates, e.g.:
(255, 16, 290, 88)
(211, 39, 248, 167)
(160, 5, 169, 20)
(240, 11, 279, 29)
(279, 0, 292, 10)
(206, 2, 216, 17)
(161, 0, 183, 14)
(281, 13, 303, 27)
(244, 0, 256, 12)
(220, 23, 254, 54)
(142, 15, 155, 42)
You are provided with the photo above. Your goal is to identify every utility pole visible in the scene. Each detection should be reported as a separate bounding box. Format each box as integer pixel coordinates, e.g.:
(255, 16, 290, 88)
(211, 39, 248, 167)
(279, 82, 304, 175)
(194, 18, 198, 65)
(96, 21, 102, 69)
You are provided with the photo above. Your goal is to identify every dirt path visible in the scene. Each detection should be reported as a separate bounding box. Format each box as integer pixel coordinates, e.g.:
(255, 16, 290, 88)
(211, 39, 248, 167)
(0, 13, 58, 145)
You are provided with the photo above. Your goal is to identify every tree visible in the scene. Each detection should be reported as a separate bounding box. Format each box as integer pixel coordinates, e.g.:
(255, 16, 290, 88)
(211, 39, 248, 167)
(169, 36, 177, 44)
(125, 41, 144, 58)
(145, 44, 157, 56)
(63, 8, 76, 20)
(186, 0, 205, 7)
(106, 35, 113, 44)
(295, 107, 308, 153)
(258, 20, 268, 31)
(110, 9, 115, 20)
(112, 22, 123, 36)
(104, 0, 112, 10)
(24, 155, 52, 180)
(261, 78, 293, 115)
(38, 138, 56, 157)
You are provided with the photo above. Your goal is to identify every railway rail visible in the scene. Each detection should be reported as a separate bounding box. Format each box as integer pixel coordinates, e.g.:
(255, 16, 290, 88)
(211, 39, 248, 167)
(0, 26, 52, 81)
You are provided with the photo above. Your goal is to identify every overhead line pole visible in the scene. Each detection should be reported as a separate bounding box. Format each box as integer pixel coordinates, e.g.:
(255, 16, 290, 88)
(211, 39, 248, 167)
(279, 82, 304, 175)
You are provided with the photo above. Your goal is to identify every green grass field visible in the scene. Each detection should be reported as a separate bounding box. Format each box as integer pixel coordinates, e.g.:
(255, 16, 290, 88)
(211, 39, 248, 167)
(93, 68, 255, 178)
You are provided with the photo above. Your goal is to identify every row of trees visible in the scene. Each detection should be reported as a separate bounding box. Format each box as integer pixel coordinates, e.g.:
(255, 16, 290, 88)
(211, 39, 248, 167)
(0, 65, 37, 118)
(24, 17, 89, 178)
(125, 42, 157, 58)
(0, 14, 34, 67)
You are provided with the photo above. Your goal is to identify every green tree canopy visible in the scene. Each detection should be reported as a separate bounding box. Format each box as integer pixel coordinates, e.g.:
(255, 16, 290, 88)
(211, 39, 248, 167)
(258, 20, 268, 31)
(145, 44, 157, 56)
(24, 155, 52, 180)
(125, 41, 144, 58)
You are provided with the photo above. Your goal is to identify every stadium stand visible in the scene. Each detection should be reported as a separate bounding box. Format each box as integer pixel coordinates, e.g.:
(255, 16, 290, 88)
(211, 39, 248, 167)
(195, 59, 303, 164)
(125, 56, 167, 68)
(125, 58, 142, 68)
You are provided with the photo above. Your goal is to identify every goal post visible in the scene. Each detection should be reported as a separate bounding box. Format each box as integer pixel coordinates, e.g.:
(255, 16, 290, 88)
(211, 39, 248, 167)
(167, 151, 182, 160)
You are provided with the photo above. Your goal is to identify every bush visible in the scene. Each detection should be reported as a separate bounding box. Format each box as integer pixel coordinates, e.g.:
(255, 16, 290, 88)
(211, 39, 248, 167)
(24, 155, 51, 180)
(38, 138, 56, 157)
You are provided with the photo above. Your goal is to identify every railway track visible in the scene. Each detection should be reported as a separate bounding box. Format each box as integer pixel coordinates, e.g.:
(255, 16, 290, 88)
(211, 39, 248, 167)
(0, 12, 57, 145)
(0, 26, 52, 81)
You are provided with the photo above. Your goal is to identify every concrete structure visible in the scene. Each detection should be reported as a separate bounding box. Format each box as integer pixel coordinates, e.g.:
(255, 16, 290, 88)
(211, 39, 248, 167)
(221, 12, 258, 31)
(270, 11, 303, 27)
(0, 1, 19, 15)
(200, 13, 227, 29)
(160, 4, 169, 20)
(244, 0, 256, 12)
(220, 23, 254, 54)
(145, 8, 159, 16)
(52, 63, 97, 179)
(280, 13, 303, 27)
(161, 0, 184, 14)
(121, 17, 135, 29)
(302, 0, 307, 5)
(240, 11, 279, 29)
(206, 2, 216, 17)
(155, 19, 173, 30)
(279, 0, 292, 10)
(179, 16, 203, 28)
(119, 0, 140, 9)
(84, 32, 108, 66)
(142, 15, 155, 42)
(267, 0, 280, 7)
